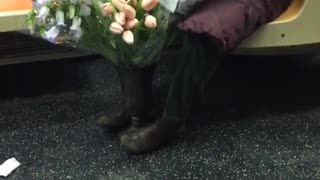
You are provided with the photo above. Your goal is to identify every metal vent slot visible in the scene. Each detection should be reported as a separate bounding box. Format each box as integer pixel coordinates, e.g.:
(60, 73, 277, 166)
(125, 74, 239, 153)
(0, 32, 93, 65)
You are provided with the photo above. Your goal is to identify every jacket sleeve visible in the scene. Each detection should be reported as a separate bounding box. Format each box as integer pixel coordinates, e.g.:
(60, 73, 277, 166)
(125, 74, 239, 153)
(178, 0, 291, 51)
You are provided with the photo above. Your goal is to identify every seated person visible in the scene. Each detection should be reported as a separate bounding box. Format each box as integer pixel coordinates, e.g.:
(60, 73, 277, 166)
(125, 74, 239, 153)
(99, 0, 292, 154)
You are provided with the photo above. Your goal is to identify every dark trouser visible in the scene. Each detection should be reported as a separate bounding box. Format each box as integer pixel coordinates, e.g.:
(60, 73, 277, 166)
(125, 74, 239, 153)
(163, 33, 221, 124)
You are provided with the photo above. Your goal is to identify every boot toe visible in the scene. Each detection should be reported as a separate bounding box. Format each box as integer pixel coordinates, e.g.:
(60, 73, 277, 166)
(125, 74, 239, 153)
(97, 115, 112, 127)
(120, 132, 142, 154)
(97, 113, 130, 129)
(119, 118, 181, 154)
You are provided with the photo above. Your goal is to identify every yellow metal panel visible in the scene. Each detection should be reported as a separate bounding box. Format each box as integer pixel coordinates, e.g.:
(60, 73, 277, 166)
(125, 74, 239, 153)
(0, 10, 29, 32)
(235, 0, 320, 55)
(0, 0, 32, 32)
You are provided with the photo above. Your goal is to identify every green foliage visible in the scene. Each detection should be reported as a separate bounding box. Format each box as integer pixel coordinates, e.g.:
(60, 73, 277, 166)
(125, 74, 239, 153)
(27, 0, 173, 68)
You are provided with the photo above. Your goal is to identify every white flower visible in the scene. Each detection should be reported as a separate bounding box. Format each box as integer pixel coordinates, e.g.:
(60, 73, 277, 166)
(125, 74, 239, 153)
(69, 29, 83, 42)
(70, 17, 82, 30)
(69, 17, 83, 41)
(68, 5, 76, 19)
(56, 9, 65, 26)
(79, 4, 91, 16)
(36, 0, 52, 5)
(48, 17, 56, 26)
(75, 29, 83, 39)
(45, 26, 60, 40)
(38, 6, 50, 21)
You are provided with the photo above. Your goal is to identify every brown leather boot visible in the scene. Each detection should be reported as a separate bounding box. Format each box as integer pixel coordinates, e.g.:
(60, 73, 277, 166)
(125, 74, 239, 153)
(120, 117, 182, 154)
(97, 65, 155, 130)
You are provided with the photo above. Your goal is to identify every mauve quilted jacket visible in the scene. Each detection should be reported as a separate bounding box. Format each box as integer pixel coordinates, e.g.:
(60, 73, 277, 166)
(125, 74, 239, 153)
(178, 0, 292, 50)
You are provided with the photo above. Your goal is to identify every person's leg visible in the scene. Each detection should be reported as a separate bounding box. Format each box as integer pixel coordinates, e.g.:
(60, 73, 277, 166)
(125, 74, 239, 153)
(120, 33, 221, 154)
(163, 33, 220, 121)
(97, 65, 155, 129)
(110, 0, 291, 154)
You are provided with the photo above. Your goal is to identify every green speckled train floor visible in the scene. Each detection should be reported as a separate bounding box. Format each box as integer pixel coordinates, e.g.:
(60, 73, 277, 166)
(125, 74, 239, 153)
(1, 55, 320, 180)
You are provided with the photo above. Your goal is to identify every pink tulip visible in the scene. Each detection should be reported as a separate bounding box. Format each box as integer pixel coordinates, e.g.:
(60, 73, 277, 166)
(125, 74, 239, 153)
(101, 3, 113, 16)
(141, 0, 159, 11)
(109, 22, 124, 34)
(124, 18, 139, 29)
(144, 15, 157, 29)
(112, 0, 127, 11)
(124, 4, 136, 19)
(122, 30, 134, 45)
(115, 12, 126, 25)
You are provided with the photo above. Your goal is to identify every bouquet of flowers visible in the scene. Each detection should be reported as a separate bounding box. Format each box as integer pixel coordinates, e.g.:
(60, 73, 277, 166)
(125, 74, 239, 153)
(27, 0, 172, 68)
(26, 0, 210, 154)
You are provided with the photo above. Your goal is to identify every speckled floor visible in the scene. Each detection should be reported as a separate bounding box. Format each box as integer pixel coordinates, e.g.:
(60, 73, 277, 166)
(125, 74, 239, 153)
(1, 54, 320, 180)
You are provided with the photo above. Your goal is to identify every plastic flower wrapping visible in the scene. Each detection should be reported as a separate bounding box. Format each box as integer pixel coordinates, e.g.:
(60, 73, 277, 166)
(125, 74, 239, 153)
(27, 0, 172, 68)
